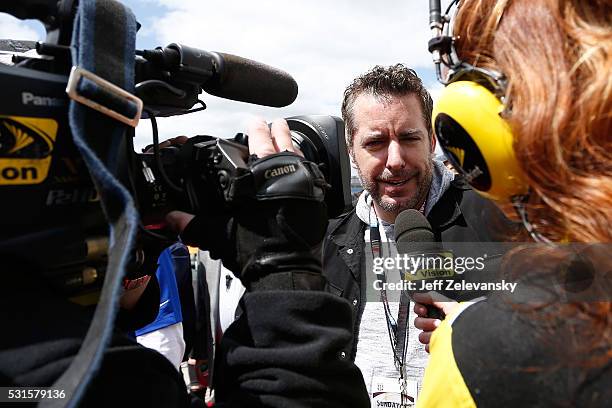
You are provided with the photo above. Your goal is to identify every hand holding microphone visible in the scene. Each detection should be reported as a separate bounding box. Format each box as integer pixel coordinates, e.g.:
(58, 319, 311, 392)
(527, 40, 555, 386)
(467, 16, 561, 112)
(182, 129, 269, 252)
(412, 292, 459, 352)
(394, 209, 450, 319)
(394, 209, 460, 350)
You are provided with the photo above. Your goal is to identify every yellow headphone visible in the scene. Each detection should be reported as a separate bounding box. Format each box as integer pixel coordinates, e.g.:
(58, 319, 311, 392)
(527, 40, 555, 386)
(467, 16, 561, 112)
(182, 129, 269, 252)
(428, 0, 556, 243)
(427, 0, 528, 202)
(432, 69, 528, 201)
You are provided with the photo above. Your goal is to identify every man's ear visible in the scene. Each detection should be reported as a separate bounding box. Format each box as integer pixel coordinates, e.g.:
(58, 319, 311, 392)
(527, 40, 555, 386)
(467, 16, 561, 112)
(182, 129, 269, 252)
(430, 133, 437, 152)
(349, 154, 357, 169)
(347, 143, 355, 163)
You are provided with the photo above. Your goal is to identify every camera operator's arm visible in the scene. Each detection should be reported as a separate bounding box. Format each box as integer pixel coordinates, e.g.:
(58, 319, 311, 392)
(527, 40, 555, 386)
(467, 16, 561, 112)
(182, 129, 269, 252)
(168, 119, 368, 407)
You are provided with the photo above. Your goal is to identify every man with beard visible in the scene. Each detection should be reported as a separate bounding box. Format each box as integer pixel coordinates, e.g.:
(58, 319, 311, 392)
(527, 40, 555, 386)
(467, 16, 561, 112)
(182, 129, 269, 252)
(322, 64, 504, 404)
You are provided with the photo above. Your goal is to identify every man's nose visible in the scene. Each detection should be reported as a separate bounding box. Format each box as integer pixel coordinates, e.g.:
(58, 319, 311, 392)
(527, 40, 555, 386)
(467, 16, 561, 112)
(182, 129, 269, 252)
(386, 140, 405, 170)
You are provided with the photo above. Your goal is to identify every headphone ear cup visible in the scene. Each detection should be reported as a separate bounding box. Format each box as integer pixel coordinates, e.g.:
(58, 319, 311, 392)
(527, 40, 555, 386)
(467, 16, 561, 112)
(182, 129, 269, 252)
(432, 80, 527, 201)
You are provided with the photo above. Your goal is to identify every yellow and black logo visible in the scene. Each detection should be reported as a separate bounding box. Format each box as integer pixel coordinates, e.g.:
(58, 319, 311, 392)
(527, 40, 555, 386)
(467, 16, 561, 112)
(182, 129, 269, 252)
(445, 146, 465, 167)
(0, 115, 58, 185)
(435, 113, 492, 192)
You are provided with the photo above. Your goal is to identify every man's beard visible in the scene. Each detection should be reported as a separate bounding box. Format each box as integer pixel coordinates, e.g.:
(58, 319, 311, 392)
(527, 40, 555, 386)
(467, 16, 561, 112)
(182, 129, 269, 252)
(357, 162, 433, 216)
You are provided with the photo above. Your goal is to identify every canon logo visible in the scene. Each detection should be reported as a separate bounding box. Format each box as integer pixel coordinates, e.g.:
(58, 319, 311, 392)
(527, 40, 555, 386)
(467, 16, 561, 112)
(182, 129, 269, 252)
(264, 164, 297, 179)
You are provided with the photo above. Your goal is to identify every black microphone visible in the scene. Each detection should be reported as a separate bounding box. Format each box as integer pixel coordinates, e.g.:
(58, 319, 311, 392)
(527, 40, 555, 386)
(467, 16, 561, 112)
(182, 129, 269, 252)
(204, 52, 298, 108)
(394, 209, 446, 319)
(140, 44, 298, 108)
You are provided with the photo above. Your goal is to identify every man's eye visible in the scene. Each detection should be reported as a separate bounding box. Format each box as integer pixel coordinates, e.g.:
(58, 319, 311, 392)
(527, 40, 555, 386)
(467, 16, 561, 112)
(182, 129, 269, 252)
(365, 140, 383, 147)
(401, 136, 420, 143)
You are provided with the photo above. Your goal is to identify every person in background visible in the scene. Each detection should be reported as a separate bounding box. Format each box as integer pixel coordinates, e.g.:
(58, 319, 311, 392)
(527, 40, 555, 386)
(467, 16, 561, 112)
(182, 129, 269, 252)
(136, 242, 193, 370)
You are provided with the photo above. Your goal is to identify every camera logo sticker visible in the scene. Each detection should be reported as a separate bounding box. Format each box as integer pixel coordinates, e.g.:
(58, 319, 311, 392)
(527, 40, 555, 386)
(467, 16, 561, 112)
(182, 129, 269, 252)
(0, 115, 58, 185)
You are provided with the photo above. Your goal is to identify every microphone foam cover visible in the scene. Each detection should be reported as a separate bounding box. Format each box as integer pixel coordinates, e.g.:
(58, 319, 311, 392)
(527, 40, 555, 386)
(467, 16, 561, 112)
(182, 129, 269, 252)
(394, 209, 434, 243)
(204, 52, 298, 107)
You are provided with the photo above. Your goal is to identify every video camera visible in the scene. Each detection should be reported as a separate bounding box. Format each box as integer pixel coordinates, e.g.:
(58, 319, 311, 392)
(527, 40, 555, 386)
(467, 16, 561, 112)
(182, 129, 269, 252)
(0, 0, 352, 295)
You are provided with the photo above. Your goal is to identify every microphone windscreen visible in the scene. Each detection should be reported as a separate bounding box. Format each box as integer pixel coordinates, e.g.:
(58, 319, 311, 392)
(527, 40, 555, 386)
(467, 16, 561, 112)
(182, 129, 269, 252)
(203, 52, 298, 108)
(394, 209, 434, 243)
(394, 209, 447, 319)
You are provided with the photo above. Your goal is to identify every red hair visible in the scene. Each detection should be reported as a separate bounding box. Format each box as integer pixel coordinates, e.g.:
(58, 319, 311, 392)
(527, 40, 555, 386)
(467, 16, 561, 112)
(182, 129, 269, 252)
(454, 0, 611, 369)
(454, 0, 612, 243)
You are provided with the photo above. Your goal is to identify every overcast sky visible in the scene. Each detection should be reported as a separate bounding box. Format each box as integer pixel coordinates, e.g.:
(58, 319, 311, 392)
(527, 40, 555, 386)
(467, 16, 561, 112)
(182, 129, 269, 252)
(1, 0, 444, 153)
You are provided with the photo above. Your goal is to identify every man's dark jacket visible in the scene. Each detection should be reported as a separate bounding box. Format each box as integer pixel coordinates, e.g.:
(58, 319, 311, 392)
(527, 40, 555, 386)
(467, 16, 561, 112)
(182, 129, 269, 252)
(322, 176, 514, 359)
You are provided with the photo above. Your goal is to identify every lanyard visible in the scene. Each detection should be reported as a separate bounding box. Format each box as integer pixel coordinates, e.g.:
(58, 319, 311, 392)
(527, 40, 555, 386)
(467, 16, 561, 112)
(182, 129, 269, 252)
(368, 204, 412, 396)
